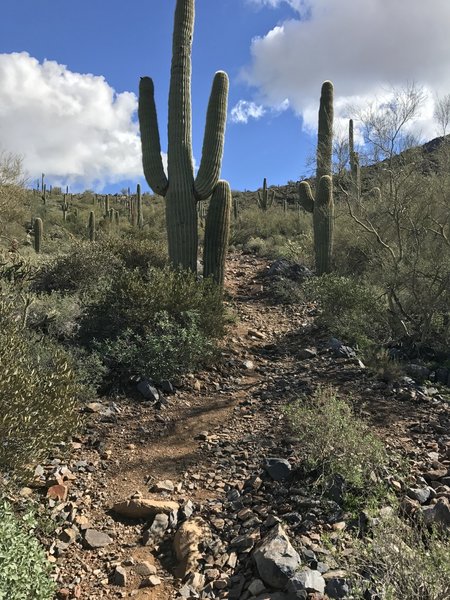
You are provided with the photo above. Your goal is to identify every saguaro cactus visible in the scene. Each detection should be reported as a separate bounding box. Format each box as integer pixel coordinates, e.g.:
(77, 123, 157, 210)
(138, 0, 229, 273)
(33, 218, 43, 253)
(136, 184, 144, 228)
(257, 178, 274, 211)
(89, 211, 96, 242)
(203, 181, 232, 286)
(349, 118, 361, 200)
(298, 81, 334, 275)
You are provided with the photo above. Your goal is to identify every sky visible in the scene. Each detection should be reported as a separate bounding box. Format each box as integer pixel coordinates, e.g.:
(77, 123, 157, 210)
(0, 0, 449, 193)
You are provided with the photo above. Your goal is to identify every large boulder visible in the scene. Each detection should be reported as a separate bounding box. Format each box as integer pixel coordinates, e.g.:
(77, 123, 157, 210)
(253, 525, 301, 589)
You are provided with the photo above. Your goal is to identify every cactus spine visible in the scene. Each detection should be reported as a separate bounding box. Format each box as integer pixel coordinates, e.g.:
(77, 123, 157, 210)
(257, 178, 274, 211)
(298, 81, 334, 275)
(89, 210, 96, 242)
(33, 218, 43, 253)
(138, 0, 229, 273)
(203, 181, 232, 286)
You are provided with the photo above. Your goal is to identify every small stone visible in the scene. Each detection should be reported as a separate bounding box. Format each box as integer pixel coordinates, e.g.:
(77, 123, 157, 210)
(253, 524, 301, 588)
(59, 527, 77, 545)
(152, 480, 174, 493)
(140, 575, 161, 587)
(243, 360, 254, 370)
(407, 486, 431, 504)
(248, 579, 266, 596)
(84, 529, 113, 549)
(160, 380, 174, 394)
(143, 513, 169, 545)
(113, 566, 127, 587)
(19, 487, 33, 497)
(422, 498, 450, 527)
(112, 497, 179, 519)
(47, 485, 68, 502)
(325, 577, 350, 599)
(134, 562, 157, 577)
(86, 402, 104, 413)
(137, 380, 160, 401)
(264, 458, 292, 481)
(298, 348, 318, 359)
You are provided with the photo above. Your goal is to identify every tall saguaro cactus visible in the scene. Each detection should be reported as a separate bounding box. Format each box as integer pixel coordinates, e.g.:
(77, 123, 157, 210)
(138, 0, 229, 273)
(257, 178, 274, 211)
(34, 218, 43, 253)
(349, 118, 361, 200)
(298, 81, 334, 275)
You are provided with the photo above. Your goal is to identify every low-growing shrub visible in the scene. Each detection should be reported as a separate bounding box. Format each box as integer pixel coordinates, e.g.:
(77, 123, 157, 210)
(99, 311, 215, 381)
(78, 267, 226, 382)
(350, 514, 450, 599)
(0, 501, 56, 600)
(304, 274, 391, 351)
(287, 387, 388, 505)
(0, 297, 82, 472)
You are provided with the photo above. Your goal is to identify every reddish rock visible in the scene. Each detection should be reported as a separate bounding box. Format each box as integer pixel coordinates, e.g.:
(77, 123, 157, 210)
(47, 484, 68, 502)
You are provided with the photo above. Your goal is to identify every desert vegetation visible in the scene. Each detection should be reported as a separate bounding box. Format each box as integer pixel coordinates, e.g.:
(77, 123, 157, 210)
(1, 0, 450, 598)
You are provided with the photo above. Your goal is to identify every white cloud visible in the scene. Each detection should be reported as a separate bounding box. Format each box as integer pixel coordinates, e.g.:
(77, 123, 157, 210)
(0, 52, 147, 189)
(242, 0, 450, 141)
(230, 100, 266, 124)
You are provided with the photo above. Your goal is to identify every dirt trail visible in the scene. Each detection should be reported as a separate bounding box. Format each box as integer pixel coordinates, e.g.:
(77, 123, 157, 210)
(41, 252, 450, 600)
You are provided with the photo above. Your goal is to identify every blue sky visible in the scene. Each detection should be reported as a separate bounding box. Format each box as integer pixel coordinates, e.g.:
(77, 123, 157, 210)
(0, 0, 449, 193)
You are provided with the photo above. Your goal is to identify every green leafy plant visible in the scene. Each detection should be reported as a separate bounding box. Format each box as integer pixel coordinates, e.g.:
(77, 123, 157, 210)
(0, 501, 56, 600)
(0, 296, 82, 472)
(286, 387, 388, 506)
(304, 274, 391, 352)
(350, 514, 450, 599)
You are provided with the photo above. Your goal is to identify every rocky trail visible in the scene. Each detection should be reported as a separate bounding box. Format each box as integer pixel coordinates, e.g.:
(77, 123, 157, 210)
(12, 253, 450, 600)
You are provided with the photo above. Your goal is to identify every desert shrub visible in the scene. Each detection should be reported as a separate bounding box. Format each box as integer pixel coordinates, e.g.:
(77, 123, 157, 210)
(99, 311, 215, 381)
(230, 206, 312, 259)
(350, 514, 450, 599)
(31, 240, 122, 294)
(0, 501, 56, 600)
(287, 387, 388, 504)
(304, 274, 391, 351)
(78, 267, 226, 382)
(102, 236, 167, 272)
(0, 296, 82, 472)
(27, 292, 82, 340)
(0, 151, 28, 241)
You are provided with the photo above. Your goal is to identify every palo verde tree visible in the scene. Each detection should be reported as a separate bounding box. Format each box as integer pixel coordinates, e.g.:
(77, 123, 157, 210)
(138, 0, 231, 277)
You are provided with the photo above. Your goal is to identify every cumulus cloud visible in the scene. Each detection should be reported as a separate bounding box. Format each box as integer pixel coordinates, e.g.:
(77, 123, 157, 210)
(0, 52, 149, 189)
(242, 0, 450, 141)
(230, 100, 266, 124)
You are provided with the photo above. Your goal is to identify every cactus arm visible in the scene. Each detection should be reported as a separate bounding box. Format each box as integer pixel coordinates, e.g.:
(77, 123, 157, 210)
(269, 189, 275, 207)
(313, 175, 334, 275)
(298, 181, 315, 213)
(203, 180, 231, 286)
(194, 71, 229, 200)
(316, 81, 334, 182)
(168, 0, 195, 181)
(138, 77, 169, 196)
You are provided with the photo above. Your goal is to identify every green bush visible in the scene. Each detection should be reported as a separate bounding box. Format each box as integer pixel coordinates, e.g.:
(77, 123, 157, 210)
(79, 267, 226, 382)
(0, 501, 56, 600)
(304, 274, 391, 351)
(286, 387, 388, 504)
(100, 311, 215, 381)
(351, 514, 450, 599)
(0, 297, 82, 472)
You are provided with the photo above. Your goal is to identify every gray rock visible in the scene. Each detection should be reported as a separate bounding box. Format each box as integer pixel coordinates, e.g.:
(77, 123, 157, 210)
(325, 577, 350, 599)
(113, 566, 127, 586)
(264, 458, 292, 481)
(142, 513, 169, 545)
(298, 348, 318, 360)
(160, 380, 174, 394)
(134, 561, 157, 577)
(422, 498, 450, 527)
(266, 260, 313, 282)
(83, 529, 113, 549)
(406, 364, 431, 381)
(253, 524, 301, 589)
(407, 486, 431, 504)
(137, 379, 160, 401)
(248, 579, 266, 596)
(179, 500, 194, 522)
(287, 570, 326, 594)
(329, 338, 356, 359)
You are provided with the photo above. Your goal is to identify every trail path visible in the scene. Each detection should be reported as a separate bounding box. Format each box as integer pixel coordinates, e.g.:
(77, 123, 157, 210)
(36, 252, 450, 600)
